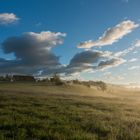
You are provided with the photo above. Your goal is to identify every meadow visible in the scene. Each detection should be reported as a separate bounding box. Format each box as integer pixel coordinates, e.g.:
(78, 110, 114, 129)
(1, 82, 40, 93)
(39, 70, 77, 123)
(0, 83, 140, 140)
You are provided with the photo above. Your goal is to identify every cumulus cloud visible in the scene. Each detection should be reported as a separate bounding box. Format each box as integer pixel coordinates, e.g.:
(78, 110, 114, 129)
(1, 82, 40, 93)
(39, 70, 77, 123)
(0, 13, 19, 24)
(78, 20, 139, 49)
(64, 51, 102, 74)
(68, 51, 103, 67)
(60, 50, 125, 75)
(0, 31, 66, 75)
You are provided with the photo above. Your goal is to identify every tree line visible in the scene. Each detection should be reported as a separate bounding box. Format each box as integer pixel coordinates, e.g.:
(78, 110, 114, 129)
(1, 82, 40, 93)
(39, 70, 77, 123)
(0, 74, 107, 91)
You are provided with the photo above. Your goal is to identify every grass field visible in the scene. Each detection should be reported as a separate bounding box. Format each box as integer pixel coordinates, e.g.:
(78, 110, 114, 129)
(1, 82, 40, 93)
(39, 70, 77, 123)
(0, 83, 140, 140)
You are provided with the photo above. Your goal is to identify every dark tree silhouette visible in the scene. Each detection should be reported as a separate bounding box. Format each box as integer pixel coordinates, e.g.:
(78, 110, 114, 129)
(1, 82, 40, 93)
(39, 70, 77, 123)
(50, 74, 64, 85)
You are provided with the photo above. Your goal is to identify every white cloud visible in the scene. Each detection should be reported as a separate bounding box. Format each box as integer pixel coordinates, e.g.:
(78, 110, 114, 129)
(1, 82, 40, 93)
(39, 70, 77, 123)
(103, 71, 111, 76)
(115, 39, 140, 57)
(133, 51, 138, 54)
(78, 20, 139, 49)
(135, 40, 140, 47)
(129, 58, 138, 62)
(23, 31, 66, 49)
(0, 13, 19, 24)
(117, 75, 125, 80)
(128, 66, 140, 70)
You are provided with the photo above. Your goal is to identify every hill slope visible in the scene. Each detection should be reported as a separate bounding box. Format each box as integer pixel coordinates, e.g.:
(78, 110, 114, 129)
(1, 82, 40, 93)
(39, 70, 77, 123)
(0, 83, 140, 140)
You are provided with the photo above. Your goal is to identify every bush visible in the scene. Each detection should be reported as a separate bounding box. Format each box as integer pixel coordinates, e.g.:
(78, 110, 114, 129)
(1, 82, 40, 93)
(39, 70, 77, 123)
(0, 75, 12, 82)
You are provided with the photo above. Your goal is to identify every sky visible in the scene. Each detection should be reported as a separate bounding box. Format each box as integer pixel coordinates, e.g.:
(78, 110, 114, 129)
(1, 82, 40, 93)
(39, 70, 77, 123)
(0, 0, 140, 84)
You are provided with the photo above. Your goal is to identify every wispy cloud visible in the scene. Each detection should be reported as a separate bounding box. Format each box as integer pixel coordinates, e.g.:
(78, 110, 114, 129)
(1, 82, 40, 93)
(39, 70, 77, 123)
(128, 66, 140, 70)
(122, 0, 129, 3)
(133, 51, 138, 54)
(78, 20, 139, 49)
(129, 58, 138, 62)
(0, 13, 19, 25)
(35, 22, 42, 27)
(115, 40, 140, 57)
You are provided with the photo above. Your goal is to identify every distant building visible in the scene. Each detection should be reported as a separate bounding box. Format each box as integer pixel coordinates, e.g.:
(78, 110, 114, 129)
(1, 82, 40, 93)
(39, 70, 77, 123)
(12, 75, 35, 82)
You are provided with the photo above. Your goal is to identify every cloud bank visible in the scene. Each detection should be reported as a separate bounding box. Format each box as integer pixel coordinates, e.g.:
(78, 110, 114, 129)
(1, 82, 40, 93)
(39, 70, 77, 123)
(78, 20, 139, 49)
(0, 13, 19, 25)
(0, 32, 140, 76)
(0, 20, 139, 77)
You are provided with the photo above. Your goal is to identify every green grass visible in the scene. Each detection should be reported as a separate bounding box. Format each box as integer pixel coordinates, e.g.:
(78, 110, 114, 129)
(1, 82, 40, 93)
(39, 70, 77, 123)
(0, 83, 140, 140)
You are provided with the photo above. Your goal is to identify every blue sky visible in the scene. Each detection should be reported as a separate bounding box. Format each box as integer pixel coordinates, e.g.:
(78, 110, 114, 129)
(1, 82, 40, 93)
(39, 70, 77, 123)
(0, 0, 140, 84)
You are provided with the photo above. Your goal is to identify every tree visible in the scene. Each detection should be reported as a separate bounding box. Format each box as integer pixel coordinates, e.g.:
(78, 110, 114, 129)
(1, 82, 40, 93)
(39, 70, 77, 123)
(50, 74, 64, 85)
(95, 81, 107, 91)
